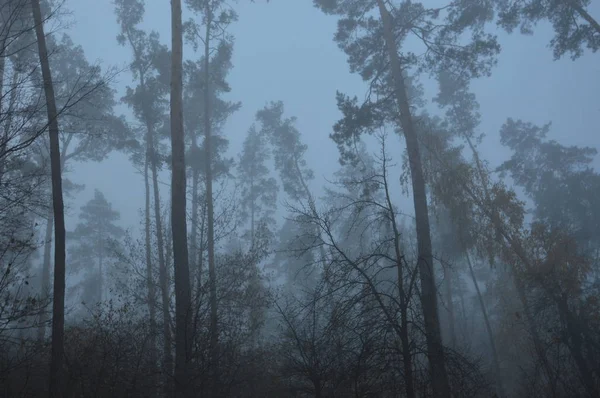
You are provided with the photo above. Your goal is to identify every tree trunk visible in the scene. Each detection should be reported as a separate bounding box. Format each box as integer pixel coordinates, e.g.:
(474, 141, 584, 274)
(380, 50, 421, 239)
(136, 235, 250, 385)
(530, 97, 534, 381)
(135, 67, 174, 382)
(444, 264, 457, 348)
(0, 32, 6, 182)
(462, 135, 554, 386)
(37, 143, 68, 343)
(202, 6, 219, 369)
(37, 211, 53, 342)
(144, 153, 158, 395)
(31, 1, 66, 397)
(189, 133, 200, 291)
(249, 171, 255, 249)
(0, 65, 19, 189)
(382, 158, 415, 398)
(98, 231, 104, 303)
(464, 250, 505, 398)
(375, 1, 450, 396)
(149, 130, 173, 380)
(170, 0, 193, 395)
(0, 63, 20, 184)
(569, 0, 600, 35)
(196, 199, 206, 300)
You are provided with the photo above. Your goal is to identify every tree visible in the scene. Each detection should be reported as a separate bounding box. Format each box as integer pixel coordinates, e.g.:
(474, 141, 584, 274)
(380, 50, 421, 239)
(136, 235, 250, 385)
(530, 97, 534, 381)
(312, 1, 501, 393)
(184, 0, 240, 364)
(496, 0, 600, 60)
(36, 32, 126, 342)
(497, 119, 600, 396)
(498, 118, 600, 252)
(237, 124, 278, 248)
(325, 136, 419, 397)
(114, 0, 174, 381)
(30, 0, 66, 396)
(183, 49, 238, 296)
(170, 0, 193, 395)
(67, 189, 124, 309)
(255, 101, 329, 293)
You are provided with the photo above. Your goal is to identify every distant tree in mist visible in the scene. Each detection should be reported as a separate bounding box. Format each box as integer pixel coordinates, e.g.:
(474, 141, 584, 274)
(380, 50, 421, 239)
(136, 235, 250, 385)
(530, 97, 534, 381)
(498, 118, 600, 251)
(114, 0, 175, 383)
(183, 0, 242, 380)
(237, 124, 278, 249)
(67, 189, 124, 311)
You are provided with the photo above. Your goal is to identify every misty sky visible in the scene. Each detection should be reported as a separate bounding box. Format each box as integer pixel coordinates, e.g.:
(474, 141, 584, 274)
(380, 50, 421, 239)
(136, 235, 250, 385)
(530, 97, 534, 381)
(65, 0, 600, 235)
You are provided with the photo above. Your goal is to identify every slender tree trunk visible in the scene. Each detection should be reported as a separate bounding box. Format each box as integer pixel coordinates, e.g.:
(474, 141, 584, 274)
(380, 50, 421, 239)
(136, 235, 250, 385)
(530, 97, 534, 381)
(457, 277, 467, 340)
(249, 172, 255, 249)
(0, 61, 18, 187)
(196, 199, 206, 298)
(37, 144, 68, 343)
(98, 234, 104, 303)
(0, 32, 6, 119)
(135, 64, 174, 382)
(0, 33, 6, 179)
(462, 135, 554, 385)
(375, 1, 450, 395)
(144, 153, 158, 395)
(202, 7, 219, 369)
(444, 264, 457, 348)
(31, 1, 66, 397)
(464, 250, 505, 398)
(383, 161, 415, 398)
(189, 133, 200, 290)
(37, 211, 53, 342)
(149, 131, 173, 380)
(170, 0, 193, 395)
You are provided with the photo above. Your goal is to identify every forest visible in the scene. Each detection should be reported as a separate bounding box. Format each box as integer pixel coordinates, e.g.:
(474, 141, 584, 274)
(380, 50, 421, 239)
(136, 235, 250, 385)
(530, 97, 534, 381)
(0, 0, 599, 397)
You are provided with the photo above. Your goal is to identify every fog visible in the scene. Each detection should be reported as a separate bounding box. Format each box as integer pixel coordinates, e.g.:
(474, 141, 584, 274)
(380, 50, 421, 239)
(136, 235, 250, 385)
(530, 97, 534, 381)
(1, 0, 600, 397)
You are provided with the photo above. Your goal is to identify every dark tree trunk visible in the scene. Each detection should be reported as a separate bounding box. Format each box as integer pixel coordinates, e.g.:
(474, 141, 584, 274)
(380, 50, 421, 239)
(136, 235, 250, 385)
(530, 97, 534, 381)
(144, 153, 158, 394)
(31, 1, 67, 396)
(170, 0, 193, 395)
(375, 1, 450, 396)
(37, 211, 53, 342)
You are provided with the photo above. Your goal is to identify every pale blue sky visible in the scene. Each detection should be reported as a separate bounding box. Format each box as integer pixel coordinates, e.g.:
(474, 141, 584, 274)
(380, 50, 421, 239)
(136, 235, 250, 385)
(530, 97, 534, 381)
(65, 0, 600, 235)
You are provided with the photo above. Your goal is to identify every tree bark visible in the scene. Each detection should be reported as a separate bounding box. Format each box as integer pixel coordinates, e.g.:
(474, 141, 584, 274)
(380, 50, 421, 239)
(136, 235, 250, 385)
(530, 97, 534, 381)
(170, 0, 193, 395)
(31, 1, 66, 396)
(37, 143, 68, 343)
(0, 31, 6, 182)
(37, 211, 53, 342)
(144, 153, 158, 394)
(375, 1, 451, 396)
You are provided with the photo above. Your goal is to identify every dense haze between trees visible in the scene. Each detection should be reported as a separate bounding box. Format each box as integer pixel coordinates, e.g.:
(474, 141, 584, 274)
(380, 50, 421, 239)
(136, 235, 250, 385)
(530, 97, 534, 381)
(1, 0, 599, 397)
